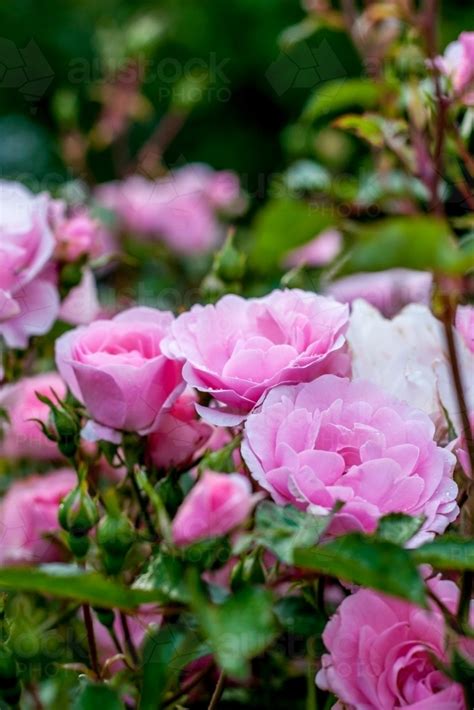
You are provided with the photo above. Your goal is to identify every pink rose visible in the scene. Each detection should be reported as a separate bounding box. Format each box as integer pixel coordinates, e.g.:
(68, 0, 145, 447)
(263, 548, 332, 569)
(162, 289, 350, 425)
(0, 372, 66, 461)
(96, 164, 244, 254)
(147, 390, 212, 470)
(436, 32, 474, 105)
(242, 375, 458, 544)
(0, 181, 59, 348)
(0, 469, 76, 565)
(53, 209, 97, 262)
(172, 470, 256, 546)
(326, 269, 432, 318)
(55, 307, 183, 439)
(284, 229, 342, 268)
(317, 576, 474, 709)
(456, 305, 474, 353)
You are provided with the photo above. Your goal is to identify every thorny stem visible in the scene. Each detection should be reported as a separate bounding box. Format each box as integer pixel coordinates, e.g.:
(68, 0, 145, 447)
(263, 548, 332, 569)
(119, 611, 139, 666)
(82, 603, 100, 678)
(129, 467, 157, 539)
(208, 670, 226, 710)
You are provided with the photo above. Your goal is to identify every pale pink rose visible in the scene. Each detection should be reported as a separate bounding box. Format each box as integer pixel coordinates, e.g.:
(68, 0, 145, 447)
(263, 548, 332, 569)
(92, 606, 162, 674)
(59, 268, 101, 326)
(55, 307, 183, 438)
(147, 390, 212, 470)
(0, 372, 66, 461)
(172, 470, 256, 546)
(348, 301, 474, 437)
(0, 469, 76, 564)
(242, 375, 458, 544)
(284, 229, 342, 268)
(317, 575, 474, 709)
(456, 305, 474, 353)
(96, 164, 244, 254)
(436, 32, 474, 105)
(0, 181, 59, 348)
(326, 269, 432, 318)
(162, 289, 350, 425)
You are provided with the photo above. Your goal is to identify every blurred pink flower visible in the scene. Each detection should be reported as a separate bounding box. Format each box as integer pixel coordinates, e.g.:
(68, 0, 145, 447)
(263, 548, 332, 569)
(284, 229, 342, 268)
(0, 469, 76, 565)
(162, 289, 350, 425)
(435, 32, 474, 105)
(0, 181, 59, 348)
(326, 269, 432, 318)
(0, 372, 66, 461)
(242, 375, 458, 544)
(96, 164, 244, 254)
(172, 470, 257, 546)
(317, 575, 474, 709)
(55, 307, 183, 438)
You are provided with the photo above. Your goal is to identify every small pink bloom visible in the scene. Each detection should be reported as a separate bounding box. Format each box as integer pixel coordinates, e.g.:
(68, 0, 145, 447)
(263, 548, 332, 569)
(0, 469, 76, 565)
(53, 210, 98, 262)
(326, 269, 432, 317)
(242, 375, 458, 544)
(147, 390, 212, 470)
(436, 32, 474, 105)
(317, 576, 474, 709)
(162, 289, 350, 424)
(55, 307, 183, 436)
(456, 305, 474, 353)
(0, 372, 66, 461)
(285, 229, 342, 268)
(0, 181, 59, 348)
(172, 470, 256, 546)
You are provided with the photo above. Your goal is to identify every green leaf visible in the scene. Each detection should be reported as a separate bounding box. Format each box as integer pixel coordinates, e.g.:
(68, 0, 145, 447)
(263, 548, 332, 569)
(376, 514, 425, 546)
(274, 596, 326, 637)
(303, 79, 383, 124)
(340, 216, 473, 275)
(294, 534, 427, 606)
(190, 579, 278, 678)
(0, 565, 167, 609)
(249, 199, 337, 273)
(140, 626, 205, 710)
(133, 553, 190, 603)
(73, 680, 124, 710)
(255, 502, 328, 564)
(333, 113, 408, 150)
(411, 535, 474, 571)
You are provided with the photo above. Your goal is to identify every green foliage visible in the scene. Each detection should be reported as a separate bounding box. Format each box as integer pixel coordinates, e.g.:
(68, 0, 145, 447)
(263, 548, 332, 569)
(340, 216, 473, 275)
(294, 534, 427, 606)
(254, 501, 329, 564)
(303, 79, 384, 125)
(0, 565, 168, 609)
(411, 536, 474, 571)
(190, 578, 278, 678)
(376, 513, 425, 546)
(249, 199, 337, 273)
(73, 680, 124, 710)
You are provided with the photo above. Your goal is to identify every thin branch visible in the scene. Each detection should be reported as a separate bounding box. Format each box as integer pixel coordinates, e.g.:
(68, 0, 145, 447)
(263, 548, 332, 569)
(82, 604, 100, 678)
(208, 670, 226, 710)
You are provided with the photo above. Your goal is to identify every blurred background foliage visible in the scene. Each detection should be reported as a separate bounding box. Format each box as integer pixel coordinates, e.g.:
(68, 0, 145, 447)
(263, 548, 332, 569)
(0, 0, 470, 198)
